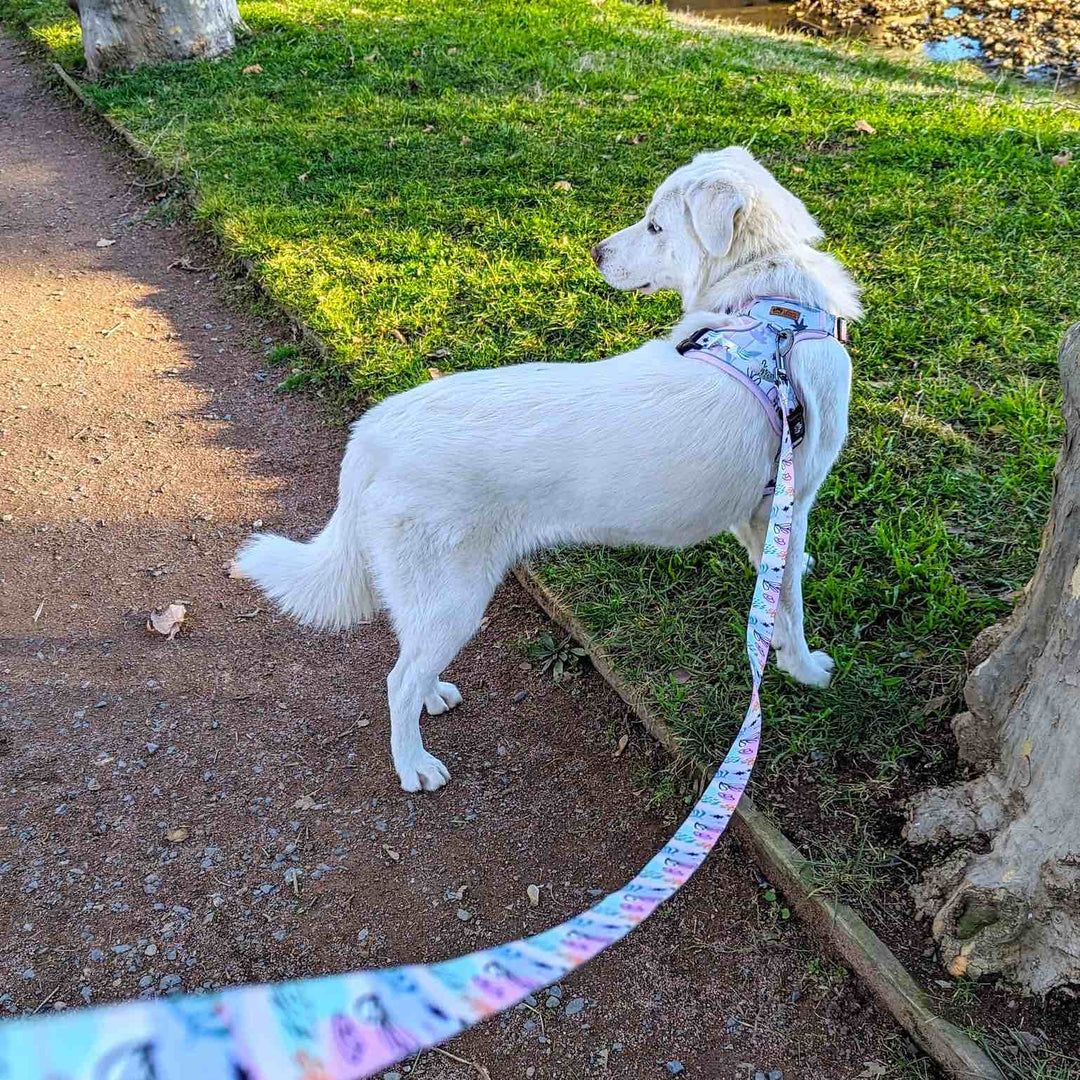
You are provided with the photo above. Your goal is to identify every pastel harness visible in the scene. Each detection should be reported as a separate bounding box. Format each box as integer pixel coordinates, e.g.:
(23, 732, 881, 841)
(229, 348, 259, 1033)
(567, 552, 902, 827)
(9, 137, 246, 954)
(676, 296, 849, 470)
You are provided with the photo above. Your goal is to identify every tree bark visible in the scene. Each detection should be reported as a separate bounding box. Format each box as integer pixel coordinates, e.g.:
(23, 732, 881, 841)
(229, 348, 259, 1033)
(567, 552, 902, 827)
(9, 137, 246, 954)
(71, 0, 247, 80)
(904, 323, 1080, 996)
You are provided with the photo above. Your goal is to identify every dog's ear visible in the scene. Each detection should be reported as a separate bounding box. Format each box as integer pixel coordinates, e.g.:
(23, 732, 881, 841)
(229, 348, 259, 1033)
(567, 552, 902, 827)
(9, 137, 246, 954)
(686, 180, 744, 258)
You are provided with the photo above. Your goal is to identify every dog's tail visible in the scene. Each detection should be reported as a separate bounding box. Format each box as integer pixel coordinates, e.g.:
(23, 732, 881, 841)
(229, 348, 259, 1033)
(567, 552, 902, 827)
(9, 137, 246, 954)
(233, 446, 379, 631)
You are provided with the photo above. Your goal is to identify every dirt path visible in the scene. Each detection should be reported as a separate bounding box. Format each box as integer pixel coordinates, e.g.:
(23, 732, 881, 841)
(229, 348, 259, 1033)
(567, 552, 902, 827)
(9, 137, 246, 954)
(0, 36, 908, 1079)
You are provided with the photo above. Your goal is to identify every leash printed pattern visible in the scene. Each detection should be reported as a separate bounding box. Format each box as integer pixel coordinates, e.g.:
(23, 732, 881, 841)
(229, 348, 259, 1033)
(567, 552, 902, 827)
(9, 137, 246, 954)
(0, 388, 797, 1080)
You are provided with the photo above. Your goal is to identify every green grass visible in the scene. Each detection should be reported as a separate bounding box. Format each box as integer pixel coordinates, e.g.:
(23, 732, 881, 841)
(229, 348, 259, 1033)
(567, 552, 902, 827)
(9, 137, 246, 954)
(5, 0, 1076, 782)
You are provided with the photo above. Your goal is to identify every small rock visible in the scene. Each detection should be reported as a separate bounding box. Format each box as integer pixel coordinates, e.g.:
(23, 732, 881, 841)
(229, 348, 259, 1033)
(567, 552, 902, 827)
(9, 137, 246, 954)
(545, 996, 560, 1009)
(112, 944, 131, 954)
(456, 909, 472, 922)
(512, 689, 528, 704)
(666, 1064, 685, 1077)
(89, 949, 104, 962)
(383, 1073, 402, 1080)
(755, 1072, 766, 1080)
(548, 984, 563, 1000)
(144, 944, 157, 957)
(768, 1070, 784, 1080)
(565, 997, 586, 1017)
(138, 975, 153, 989)
(20, 969, 34, 980)
(146, 743, 158, 755)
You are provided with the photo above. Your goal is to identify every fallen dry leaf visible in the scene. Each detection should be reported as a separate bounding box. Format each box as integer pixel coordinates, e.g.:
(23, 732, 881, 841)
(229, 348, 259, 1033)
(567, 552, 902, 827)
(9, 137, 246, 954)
(621, 93, 639, 101)
(628, 133, 647, 145)
(672, 668, 692, 685)
(791, 165, 805, 174)
(293, 793, 324, 811)
(423, 124, 436, 133)
(427, 367, 443, 380)
(146, 603, 186, 641)
(32, 599, 45, 625)
(614, 733, 629, 758)
(95, 238, 116, 248)
(166, 827, 189, 843)
(526, 884, 541, 907)
(242, 63, 263, 75)
(1052, 151, 1072, 167)
(460, 135, 472, 145)
(857, 1064, 888, 1079)
(553, 180, 573, 191)
(853, 119, 877, 135)
(382, 845, 401, 862)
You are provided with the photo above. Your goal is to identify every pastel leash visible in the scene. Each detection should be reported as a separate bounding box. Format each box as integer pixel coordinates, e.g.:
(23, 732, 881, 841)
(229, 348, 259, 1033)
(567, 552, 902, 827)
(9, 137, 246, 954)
(0, 373, 797, 1080)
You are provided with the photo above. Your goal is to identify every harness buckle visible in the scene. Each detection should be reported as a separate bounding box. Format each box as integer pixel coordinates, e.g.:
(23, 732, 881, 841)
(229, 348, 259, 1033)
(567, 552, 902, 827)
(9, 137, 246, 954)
(675, 326, 719, 356)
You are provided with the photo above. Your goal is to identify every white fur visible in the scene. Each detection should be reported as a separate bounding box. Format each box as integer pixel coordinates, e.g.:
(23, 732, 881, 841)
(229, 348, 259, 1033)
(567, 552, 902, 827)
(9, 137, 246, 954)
(236, 147, 861, 793)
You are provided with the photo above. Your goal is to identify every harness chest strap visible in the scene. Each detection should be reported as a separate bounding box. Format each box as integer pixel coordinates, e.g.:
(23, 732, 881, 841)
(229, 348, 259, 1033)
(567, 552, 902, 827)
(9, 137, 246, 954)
(675, 296, 849, 453)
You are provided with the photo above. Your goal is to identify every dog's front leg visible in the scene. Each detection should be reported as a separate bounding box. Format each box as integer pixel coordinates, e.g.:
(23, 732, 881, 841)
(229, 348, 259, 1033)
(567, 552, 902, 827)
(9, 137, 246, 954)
(772, 505, 834, 689)
(732, 519, 813, 578)
(387, 657, 452, 793)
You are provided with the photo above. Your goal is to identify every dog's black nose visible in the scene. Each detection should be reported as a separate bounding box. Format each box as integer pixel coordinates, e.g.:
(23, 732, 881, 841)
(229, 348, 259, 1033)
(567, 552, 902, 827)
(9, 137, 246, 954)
(590, 244, 603, 267)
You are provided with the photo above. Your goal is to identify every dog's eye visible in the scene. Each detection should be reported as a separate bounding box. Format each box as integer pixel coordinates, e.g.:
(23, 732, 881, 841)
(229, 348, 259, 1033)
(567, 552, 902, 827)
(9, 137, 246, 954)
(647, 221, 662, 234)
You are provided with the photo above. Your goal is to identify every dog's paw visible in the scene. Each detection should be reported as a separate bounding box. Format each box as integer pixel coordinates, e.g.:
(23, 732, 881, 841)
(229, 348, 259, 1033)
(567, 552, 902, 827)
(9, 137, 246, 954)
(397, 751, 450, 793)
(777, 649, 834, 689)
(424, 681, 463, 716)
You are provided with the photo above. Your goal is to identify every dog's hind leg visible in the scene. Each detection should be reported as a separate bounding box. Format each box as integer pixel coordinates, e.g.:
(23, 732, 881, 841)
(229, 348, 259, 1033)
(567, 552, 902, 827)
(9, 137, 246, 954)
(379, 547, 500, 792)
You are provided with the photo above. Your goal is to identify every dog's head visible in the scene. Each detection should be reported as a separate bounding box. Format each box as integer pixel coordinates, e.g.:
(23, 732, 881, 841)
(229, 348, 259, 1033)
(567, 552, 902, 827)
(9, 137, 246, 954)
(591, 147, 823, 299)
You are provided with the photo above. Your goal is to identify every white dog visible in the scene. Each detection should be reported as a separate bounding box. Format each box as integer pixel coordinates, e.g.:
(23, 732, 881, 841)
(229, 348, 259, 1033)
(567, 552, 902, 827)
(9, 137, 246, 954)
(236, 147, 862, 793)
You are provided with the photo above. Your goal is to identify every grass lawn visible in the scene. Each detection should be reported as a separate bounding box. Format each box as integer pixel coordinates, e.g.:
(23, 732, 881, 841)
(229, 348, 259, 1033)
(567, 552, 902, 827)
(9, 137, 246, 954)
(5, 0, 1077, 792)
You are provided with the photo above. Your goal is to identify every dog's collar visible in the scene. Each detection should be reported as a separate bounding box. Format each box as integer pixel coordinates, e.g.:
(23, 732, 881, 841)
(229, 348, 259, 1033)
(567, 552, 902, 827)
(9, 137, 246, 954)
(733, 295, 848, 343)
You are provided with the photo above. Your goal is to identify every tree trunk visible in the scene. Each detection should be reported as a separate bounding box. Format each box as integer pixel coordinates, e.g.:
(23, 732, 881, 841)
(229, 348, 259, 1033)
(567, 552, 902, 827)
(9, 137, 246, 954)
(904, 323, 1080, 996)
(71, 0, 247, 80)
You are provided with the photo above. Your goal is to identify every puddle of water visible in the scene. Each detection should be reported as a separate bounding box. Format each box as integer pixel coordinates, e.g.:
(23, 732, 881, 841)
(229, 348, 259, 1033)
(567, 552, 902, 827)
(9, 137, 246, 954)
(923, 33, 982, 62)
(670, 0, 793, 31)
